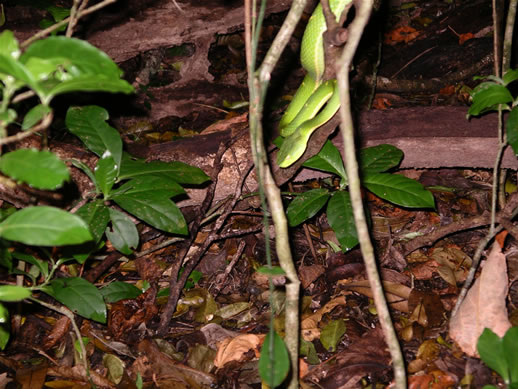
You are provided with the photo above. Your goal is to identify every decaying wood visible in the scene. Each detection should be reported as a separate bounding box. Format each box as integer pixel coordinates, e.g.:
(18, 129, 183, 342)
(127, 106, 517, 206)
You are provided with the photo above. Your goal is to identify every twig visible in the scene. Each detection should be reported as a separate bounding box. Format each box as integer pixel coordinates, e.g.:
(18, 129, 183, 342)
(335, 0, 406, 386)
(157, 132, 250, 336)
(0, 111, 53, 146)
(211, 240, 246, 296)
(29, 298, 92, 385)
(21, 0, 118, 48)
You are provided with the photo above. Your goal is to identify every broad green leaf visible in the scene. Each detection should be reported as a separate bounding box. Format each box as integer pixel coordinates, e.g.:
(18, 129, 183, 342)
(100, 281, 142, 303)
(111, 175, 185, 199)
(0, 30, 20, 59)
(363, 173, 435, 209)
(46, 76, 134, 98)
(320, 319, 346, 352)
(503, 327, 518, 382)
(468, 82, 513, 116)
(106, 208, 138, 255)
(0, 285, 31, 302)
(22, 104, 51, 130)
(66, 106, 122, 170)
(257, 266, 286, 276)
(95, 153, 117, 196)
(477, 328, 509, 383)
(0, 303, 8, 323)
(48, 277, 106, 323)
(327, 191, 358, 252)
(0, 149, 69, 190)
(12, 252, 48, 279)
(360, 144, 403, 173)
(0, 324, 9, 351)
(507, 107, 518, 156)
(21, 37, 127, 80)
(75, 201, 110, 243)
(0, 206, 92, 246)
(0, 247, 12, 272)
(113, 189, 187, 235)
(258, 331, 290, 388)
(119, 153, 210, 185)
(0, 53, 41, 96)
(286, 189, 329, 226)
(503, 69, 518, 86)
(303, 140, 347, 182)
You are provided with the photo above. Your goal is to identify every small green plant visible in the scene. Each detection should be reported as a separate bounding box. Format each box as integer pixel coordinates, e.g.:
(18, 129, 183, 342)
(477, 327, 518, 388)
(0, 29, 209, 352)
(468, 69, 518, 151)
(280, 140, 435, 251)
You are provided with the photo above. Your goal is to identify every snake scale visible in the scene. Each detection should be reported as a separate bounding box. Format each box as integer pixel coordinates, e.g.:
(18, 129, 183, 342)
(277, 0, 351, 168)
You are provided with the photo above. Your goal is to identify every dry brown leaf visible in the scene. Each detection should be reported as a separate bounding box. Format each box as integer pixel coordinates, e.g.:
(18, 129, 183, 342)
(301, 296, 347, 330)
(339, 280, 410, 312)
(213, 334, 264, 368)
(449, 243, 511, 356)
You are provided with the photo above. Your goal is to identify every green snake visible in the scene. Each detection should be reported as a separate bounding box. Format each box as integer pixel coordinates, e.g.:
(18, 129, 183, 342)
(277, 0, 351, 168)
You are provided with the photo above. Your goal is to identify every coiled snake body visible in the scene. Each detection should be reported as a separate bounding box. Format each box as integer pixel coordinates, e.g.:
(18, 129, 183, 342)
(277, 0, 351, 168)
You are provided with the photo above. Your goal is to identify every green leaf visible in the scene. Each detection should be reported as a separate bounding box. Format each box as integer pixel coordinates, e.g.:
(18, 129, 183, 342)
(363, 173, 435, 209)
(258, 331, 290, 388)
(503, 327, 518, 382)
(100, 281, 142, 303)
(112, 182, 187, 235)
(507, 107, 518, 156)
(0, 31, 19, 59)
(0, 206, 92, 246)
(327, 191, 358, 252)
(477, 328, 509, 383)
(111, 175, 185, 199)
(320, 319, 346, 352)
(299, 338, 319, 364)
(0, 52, 40, 92)
(22, 104, 51, 130)
(47, 76, 134, 98)
(303, 140, 347, 182)
(0, 303, 9, 350)
(95, 154, 118, 196)
(75, 201, 110, 243)
(48, 277, 106, 323)
(286, 189, 329, 227)
(0, 149, 69, 190)
(66, 106, 122, 170)
(503, 69, 518, 86)
(0, 285, 32, 302)
(257, 266, 286, 276)
(20, 37, 133, 100)
(119, 153, 210, 185)
(22, 37, 124, 79)
(12, 252, 48, 279)
(106, 208, 139, 255)
(468, 82, 513, 116)
(360, 144, 403, 173)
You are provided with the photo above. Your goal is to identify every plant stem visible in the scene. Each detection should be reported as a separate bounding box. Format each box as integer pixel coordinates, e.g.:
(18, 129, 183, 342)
(335, 0, 406, 386)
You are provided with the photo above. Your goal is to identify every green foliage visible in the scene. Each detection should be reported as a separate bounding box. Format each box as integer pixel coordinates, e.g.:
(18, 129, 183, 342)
(320, 319, 346, 352)
(468, 69, 518, 155)
(286, 142, 435, 252)
(478, 327, 518, 387)
(100, 282, 142, 303)
(258, 330, 290, 388)
(0, 30, 211, 348)
(46, 277, 107, 323)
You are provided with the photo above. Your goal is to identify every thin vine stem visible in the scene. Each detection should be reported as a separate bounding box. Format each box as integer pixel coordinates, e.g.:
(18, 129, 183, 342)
(335, 0, 406, 386)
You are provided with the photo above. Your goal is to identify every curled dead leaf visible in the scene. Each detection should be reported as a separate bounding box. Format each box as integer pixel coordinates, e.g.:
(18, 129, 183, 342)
(449, 243, 511, 356)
